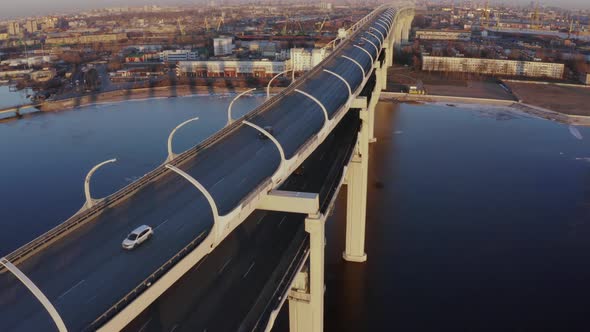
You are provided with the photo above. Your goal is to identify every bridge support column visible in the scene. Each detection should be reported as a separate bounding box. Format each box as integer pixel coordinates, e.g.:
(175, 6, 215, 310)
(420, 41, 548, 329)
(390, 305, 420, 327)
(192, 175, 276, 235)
(289, 214, 325, 332)
(343, 109, 369, 263)
(369, 65, 386, 142)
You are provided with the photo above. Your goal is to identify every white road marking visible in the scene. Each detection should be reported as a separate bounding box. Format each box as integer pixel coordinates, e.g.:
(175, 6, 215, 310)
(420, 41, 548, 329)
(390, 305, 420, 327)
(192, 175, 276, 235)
(243, 262, 255, 279)
(85, 294, 98, 304)
(213, 177, 224, 187)
(256, 215, 265, 225)
(278, 216, 287, 228)
(239, 177, 248, 185)
(138, 317, 153, 332)
(193, 255, 209, 271)
(218, 258, 232, 274)
(57, 279, 85, 301)
(154, 219, 169, 230)
(170, 324, 179, 332)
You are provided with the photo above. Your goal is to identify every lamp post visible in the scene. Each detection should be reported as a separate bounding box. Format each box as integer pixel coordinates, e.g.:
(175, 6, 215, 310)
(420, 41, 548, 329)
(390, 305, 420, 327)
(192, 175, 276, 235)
(166, 117, 199, 162)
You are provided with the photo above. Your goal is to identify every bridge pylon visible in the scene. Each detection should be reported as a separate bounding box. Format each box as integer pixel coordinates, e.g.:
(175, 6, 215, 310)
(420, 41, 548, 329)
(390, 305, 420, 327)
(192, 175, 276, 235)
(288, 214, 325, 332)
(343, 102, 370, 263)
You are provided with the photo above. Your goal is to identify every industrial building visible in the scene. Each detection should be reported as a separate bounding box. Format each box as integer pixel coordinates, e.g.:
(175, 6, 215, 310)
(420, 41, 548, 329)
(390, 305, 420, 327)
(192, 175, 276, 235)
(45, 33, 127, 45)
(25, 19, 39, 33)
(8, 22, 20, 36)
(177, 60, 286, 78)
(213, 37, 233, 56)
(289, 48, 327, 71)
(422, 56, 565, 79)
(159, 50, 198, 62)
(415, 30, 472, 41)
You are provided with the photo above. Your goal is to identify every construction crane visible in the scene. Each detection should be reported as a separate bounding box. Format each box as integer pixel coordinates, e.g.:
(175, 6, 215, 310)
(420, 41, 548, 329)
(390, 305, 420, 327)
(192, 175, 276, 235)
(282, 15, 289, 35)
(316, 15, 330, 34)
(482, 0, 490, 28)
(216, 17, 224, 32)
(296, 19, 305, 35)
(532, 1, 540, 29)
(177, 18, 186, 36)
(204, 17, 210, 32)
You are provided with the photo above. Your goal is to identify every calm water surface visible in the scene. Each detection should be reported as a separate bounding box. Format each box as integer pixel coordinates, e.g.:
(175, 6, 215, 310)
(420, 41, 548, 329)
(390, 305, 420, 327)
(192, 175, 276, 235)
(324, 102, 590, 331)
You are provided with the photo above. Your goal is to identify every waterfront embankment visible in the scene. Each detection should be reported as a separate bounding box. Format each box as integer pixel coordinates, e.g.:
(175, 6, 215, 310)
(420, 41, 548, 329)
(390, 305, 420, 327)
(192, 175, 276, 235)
(380, 91, 590, 126)
(0, 85, 279, 121)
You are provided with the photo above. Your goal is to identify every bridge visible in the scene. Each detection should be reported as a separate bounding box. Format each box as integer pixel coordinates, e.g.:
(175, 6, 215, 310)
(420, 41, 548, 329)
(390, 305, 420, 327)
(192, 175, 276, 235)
(0, 4, 414, 332)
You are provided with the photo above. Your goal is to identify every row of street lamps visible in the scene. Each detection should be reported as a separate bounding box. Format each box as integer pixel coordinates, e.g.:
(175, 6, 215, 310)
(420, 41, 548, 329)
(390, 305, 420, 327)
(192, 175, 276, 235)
(82, 68, 298, 212)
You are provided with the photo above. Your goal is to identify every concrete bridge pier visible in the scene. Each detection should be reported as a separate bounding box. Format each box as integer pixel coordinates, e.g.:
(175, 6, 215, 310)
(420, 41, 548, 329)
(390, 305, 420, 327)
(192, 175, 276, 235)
(343, 105, 370, 263)
(288, 214, 325, 332)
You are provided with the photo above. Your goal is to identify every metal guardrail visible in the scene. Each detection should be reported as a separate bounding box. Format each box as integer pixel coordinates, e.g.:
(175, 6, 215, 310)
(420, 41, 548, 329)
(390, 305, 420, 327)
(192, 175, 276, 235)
(85, 229, 210, 331)
(2, 5, 394, 269)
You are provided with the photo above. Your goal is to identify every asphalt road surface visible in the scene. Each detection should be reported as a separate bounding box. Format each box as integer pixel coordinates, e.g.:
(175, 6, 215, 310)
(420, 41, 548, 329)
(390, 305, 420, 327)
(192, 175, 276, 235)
(122, 108, 360, 332)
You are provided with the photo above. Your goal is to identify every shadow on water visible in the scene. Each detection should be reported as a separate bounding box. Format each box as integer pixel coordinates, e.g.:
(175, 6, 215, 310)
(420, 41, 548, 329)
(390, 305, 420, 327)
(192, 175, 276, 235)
(1, 70, 296, 126)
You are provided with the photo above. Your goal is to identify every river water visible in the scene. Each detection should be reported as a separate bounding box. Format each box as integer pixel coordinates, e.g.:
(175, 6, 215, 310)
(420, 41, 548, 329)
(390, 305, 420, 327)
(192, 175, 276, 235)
(1, 96, 590, 330)
(324, 102, 590, 331)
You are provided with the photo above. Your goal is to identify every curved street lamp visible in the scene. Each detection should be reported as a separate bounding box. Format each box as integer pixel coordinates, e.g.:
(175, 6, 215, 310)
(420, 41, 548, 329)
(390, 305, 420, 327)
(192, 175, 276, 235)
(267, 69, 295, 99)
(83, 158, 117, 210)
(243, 120, 286, 162)
(0, 258, 67, 332)
(166, 117, 199, 162)
(227, 89, 256, 125)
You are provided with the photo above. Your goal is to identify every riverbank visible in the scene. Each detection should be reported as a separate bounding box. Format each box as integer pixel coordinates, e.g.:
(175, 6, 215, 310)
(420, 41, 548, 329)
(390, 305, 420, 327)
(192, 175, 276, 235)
(380, 91, 590, 126)
(0, 85, 279, 122)
(39, 85, 271, 112)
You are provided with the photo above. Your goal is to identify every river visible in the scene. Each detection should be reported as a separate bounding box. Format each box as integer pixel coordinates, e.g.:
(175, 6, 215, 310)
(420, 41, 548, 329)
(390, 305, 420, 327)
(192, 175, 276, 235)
(323, 102, 590, 331)
(1, 96, 590, 330)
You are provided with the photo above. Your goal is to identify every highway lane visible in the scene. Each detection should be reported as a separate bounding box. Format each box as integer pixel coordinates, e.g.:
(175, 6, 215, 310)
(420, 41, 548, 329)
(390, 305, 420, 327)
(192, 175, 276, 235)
(122, 110, 360, 332)
(0, 9, 394, 331)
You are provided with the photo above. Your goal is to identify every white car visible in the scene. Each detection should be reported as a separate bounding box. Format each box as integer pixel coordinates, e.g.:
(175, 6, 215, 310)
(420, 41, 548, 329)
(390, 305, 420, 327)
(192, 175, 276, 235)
(122, 225, 153, 250)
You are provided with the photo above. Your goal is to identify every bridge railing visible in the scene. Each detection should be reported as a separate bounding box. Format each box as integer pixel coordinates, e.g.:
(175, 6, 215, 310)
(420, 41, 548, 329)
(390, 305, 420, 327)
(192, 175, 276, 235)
(2, 5, 394, 269)
(87, 5, 399, 329)
(85, 228, 211, 331)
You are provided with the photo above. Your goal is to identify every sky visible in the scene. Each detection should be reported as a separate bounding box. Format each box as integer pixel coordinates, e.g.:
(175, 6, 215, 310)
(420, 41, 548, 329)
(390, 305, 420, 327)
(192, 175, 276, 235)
(1, 0, 589, 20)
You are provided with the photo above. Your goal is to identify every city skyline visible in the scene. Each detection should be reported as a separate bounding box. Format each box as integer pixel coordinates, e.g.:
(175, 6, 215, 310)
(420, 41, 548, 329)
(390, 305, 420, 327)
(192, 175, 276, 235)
(1, 0, 590, 20)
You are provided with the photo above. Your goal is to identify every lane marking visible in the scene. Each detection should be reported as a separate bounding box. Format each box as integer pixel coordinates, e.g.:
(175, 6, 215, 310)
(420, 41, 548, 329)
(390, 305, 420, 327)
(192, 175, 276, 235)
(212, 177, 224, 187)
(243, 262, 255, 279)
(278, 216, 287, 228)
(85, 294, 98, 304)
(138, 317, 153, 332)
(170, 324, 179, 332)
(239, 177, 248, 185)
(57, 279, 85, 301)
(256, 215, 265, 225)
(218, 258, 232, 274)
(193, 255, 208, 271)
(154, 219, 169, 230)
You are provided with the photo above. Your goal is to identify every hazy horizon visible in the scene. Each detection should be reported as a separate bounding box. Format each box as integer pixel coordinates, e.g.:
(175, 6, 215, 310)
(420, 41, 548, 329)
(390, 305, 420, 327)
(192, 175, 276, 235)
(1, 0, 589, 20)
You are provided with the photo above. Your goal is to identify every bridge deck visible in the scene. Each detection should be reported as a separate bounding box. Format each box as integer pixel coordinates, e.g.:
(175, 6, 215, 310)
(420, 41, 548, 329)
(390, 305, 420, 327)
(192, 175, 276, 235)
(0, 7, 395, 331)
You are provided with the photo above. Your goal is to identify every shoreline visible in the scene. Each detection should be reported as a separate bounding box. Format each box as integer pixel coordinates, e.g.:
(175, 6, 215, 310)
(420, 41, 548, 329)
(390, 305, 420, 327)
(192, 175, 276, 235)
(380, 92, 590, 126)
(0, 85, 277, 121)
